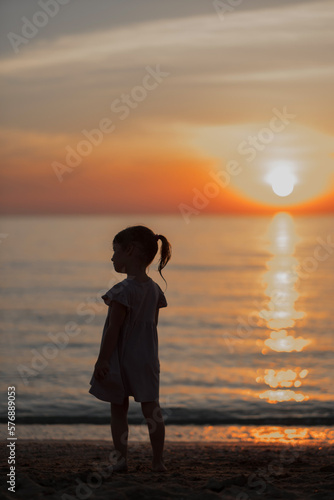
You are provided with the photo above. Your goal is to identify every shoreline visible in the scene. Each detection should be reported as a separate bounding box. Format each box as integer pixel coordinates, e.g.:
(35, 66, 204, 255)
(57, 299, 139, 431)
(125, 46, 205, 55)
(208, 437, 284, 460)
(1, 423, 333, 443)
(1, 439, 333, 499)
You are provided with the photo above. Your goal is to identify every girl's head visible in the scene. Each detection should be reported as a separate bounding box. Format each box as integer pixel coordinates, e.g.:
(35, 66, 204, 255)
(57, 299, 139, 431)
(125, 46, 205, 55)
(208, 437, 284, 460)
(112, 225, 172, 284)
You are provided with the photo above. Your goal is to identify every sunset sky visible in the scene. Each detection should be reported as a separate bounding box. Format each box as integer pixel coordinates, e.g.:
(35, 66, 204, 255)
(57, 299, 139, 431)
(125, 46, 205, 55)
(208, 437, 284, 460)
(1, 0, 333, 214)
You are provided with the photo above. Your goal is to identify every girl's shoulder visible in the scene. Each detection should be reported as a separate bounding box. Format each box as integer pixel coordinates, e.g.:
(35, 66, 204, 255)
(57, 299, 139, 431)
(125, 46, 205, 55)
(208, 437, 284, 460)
(150, 279, 168, 308)
(101, 279, 131, 307)
(125, 277, 167, 308)
(102, 278, 167, 308)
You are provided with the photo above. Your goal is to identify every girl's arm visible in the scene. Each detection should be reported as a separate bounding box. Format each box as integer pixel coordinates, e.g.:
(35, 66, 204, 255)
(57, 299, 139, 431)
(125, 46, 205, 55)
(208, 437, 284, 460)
(94, 301, 127, 380)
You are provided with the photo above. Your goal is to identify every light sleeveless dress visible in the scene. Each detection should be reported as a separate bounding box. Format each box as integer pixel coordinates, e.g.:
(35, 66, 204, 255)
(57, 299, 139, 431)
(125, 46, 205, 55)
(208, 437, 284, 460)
(89, 276, 167, 404)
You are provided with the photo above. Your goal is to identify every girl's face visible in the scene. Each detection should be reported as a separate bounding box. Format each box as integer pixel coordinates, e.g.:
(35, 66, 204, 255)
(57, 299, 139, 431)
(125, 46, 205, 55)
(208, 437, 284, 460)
(111, 242, 127, 273)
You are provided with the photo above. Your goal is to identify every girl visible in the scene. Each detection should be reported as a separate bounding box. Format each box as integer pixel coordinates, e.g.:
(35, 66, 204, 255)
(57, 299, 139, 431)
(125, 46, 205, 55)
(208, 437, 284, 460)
(89, 225, 171, 473)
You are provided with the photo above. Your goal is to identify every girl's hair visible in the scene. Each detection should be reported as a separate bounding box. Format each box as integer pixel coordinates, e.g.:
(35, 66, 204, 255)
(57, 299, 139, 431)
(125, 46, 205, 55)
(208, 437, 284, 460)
(113, 225, 172, 285)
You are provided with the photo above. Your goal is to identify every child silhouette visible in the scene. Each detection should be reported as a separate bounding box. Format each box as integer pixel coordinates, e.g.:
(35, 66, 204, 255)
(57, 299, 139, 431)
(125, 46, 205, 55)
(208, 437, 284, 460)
(89, 225, 171, 472)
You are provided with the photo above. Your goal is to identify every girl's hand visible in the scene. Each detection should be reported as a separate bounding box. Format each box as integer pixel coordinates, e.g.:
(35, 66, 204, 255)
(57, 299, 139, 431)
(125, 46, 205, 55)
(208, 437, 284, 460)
(94, 358, 110, 380)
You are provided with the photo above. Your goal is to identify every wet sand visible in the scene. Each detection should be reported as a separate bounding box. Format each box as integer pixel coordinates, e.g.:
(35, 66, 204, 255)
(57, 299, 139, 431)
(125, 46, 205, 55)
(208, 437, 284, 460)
(1, 439, 334, 499)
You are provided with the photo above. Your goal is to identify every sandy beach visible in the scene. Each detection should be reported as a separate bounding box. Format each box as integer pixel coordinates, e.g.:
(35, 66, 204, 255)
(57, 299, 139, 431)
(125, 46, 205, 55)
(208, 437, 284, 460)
(1, 439, 334, 499)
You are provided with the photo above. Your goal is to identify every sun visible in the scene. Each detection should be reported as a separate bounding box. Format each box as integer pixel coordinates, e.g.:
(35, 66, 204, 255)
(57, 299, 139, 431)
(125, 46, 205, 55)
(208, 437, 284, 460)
(266, 166, 296, 198)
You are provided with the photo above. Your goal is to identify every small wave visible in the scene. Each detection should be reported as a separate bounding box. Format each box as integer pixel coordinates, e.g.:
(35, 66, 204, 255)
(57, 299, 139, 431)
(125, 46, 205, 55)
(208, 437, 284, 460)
(2, 409, 333, 426)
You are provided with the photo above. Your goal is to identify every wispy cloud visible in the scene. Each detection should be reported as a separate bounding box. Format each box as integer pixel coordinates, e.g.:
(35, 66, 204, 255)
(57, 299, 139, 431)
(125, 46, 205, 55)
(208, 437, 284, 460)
(1, 0, 333, 213)
(1, 1, 333, 135)
(2, 1, 333, 77)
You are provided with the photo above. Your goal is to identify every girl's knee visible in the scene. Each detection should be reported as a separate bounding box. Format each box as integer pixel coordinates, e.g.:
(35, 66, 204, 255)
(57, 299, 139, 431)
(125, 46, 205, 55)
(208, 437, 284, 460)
(111, 397, 129, 414)
(141, 400, 161, 419)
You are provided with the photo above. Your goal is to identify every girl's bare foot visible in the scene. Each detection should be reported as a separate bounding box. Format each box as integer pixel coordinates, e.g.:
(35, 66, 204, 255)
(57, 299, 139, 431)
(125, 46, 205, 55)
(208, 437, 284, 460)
(152, 460, 167, 472)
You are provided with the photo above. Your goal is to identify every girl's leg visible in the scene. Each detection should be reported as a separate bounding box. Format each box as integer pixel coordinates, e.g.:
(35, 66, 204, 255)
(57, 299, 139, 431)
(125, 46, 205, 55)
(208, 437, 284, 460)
(110, 397, 129, 468)
(141, 399, 167, 471)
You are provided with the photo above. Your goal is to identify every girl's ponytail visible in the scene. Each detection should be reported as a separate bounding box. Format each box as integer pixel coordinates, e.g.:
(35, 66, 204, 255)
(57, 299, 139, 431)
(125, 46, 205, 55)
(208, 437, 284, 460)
(156, 234, 172, 286)
(114, 225, 171, 286)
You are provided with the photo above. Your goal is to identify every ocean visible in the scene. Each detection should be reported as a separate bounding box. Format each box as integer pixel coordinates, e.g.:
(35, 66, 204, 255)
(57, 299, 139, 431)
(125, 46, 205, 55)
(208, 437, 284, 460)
(0, 214, 333, 443)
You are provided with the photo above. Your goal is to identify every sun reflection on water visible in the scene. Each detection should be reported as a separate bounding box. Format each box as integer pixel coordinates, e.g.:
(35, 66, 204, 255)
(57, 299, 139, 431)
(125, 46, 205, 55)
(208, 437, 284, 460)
(257, 213, 311, 404)
(199, 425, 334, 444)
(264, 330, 311, 353)
(256, 368, 309, 388)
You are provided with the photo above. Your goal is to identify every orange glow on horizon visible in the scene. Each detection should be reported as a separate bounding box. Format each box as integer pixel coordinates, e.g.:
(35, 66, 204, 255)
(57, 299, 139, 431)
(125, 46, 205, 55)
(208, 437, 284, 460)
(0, 123, 333, 215)
(1, 0, 334, 216)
